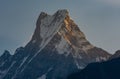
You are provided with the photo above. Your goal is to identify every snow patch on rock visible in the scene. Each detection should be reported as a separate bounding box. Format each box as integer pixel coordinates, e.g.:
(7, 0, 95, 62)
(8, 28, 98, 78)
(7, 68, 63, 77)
(37, 74, 46, 79)
(32, 40, 36, 43)
(56, 36, 70, 56)
(75, 60, 84, 69)
(19, 56, 28, 68)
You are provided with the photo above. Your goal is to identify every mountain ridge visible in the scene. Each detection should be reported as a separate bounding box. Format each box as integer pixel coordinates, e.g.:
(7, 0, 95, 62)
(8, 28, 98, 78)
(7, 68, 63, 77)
(0, 9, 111, 79)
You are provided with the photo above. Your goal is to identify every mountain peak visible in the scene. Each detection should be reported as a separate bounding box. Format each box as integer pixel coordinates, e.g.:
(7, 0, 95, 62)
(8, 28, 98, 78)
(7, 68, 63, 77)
(57, 9, 68, 12)
(0, 50, 11, 62)
(0, 10, 111, 79)
(115, 50, 120, 54)
(109, 50, 120, 59)
(29, 10, 110, 56)
(31, 9, 69, 45)
(40, 12, 48, 16)
(30, 10, 92, 50)
(54, 9, 68, 15)
(2, 50, 11, 57)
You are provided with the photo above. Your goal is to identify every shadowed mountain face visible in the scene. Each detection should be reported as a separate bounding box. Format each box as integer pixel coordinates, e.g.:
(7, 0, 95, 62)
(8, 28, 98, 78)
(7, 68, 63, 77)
(109, 50, 120, 60)
(0, 10, 111, 79)
(68, 56, 120, 79)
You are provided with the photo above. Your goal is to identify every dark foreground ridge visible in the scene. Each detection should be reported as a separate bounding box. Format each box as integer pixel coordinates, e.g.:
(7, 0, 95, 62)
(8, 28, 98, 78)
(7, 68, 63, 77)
(68, 56, 120, 79)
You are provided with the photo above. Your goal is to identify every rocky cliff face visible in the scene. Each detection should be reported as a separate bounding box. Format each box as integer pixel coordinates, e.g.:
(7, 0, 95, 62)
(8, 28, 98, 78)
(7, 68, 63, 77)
(0, 10, 111, 79)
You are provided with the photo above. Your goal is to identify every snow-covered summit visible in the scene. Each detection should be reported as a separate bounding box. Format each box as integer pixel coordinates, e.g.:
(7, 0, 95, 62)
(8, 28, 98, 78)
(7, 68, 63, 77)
(29, 9, 110, 63)
(31, 9, 94, 52)
(0, 10, 111, 79)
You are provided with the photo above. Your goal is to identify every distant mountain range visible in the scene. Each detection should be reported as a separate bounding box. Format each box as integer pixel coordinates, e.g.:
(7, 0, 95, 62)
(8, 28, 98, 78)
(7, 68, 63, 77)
(0, 9, 119, 79)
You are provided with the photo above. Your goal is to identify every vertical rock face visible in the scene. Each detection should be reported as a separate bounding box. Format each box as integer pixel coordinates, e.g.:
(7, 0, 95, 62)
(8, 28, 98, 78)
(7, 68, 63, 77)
(0, 10, 111, 79)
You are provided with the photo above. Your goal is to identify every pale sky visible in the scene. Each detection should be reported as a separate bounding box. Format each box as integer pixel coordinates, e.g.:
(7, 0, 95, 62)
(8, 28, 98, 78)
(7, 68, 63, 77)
(98, 0, 120, 6)
(0, 0, 120, 55)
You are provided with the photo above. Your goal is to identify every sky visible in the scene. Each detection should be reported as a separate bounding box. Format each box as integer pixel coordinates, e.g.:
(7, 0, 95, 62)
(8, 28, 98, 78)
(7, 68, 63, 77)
(0, 0, 120, 55)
